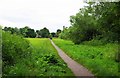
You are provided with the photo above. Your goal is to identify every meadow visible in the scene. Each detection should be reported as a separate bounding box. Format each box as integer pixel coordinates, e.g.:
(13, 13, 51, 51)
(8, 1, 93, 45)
(53, 38, 119, 76)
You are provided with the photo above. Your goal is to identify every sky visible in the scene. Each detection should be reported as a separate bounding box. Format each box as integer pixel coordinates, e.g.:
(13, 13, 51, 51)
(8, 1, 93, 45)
(0, 0, 87, 32)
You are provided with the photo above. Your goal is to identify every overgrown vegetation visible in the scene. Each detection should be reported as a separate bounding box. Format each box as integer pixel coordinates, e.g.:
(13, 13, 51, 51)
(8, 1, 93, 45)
(53, 38, 119, 76)
(26, 38, 74, 76)
(1, 1, 119, 77)
(59, 2, 119, 44)
(2, 31, 33, 76)
(58, 2, 119, 76)
(2, 31, 73, 76)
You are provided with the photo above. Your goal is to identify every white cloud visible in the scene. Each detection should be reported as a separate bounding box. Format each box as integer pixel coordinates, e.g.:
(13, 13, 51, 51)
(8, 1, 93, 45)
(0, 0, 86, 32)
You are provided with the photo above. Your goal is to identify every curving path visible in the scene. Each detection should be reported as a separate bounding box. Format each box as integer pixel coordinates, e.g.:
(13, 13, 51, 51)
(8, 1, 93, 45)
(50, 39, 95, 77)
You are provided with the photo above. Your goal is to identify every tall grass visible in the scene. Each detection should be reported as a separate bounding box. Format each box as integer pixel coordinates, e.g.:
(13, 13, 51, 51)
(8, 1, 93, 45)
(53, 38, 119, 76)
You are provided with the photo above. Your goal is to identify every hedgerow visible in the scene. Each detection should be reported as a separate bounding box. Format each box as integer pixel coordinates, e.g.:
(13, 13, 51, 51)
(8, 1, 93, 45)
(2, 31, 33, 76)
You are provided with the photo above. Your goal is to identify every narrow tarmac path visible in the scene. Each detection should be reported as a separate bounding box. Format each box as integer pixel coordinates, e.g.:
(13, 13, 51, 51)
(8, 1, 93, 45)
(50, 39, 94, 77)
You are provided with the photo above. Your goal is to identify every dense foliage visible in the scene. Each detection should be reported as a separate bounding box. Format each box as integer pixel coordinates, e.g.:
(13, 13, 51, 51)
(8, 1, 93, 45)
(51, 32, 56, 37)
(53, 39, 119, 76)
(2, 31, 33, 76)
(3, 26, 36, 38)
(56, 29, 61, 37)
(36, 27, 50, 38)
(2, 31, 73, 76)
(26, 38, 74, 76)
(58, 2, 120, 76)
(59, 2, 119, 44)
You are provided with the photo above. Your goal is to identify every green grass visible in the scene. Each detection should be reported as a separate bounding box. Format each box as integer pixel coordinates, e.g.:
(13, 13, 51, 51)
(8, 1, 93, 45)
(53, 38, 119, 76)
(26, 38, 74, 76)
(3, 33, 74, 76)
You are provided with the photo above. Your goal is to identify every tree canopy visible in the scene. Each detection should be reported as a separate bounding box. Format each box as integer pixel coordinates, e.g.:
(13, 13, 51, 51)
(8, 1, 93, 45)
(37, 27, 50, 38)
(59, 2, 119, 44)
(3, 26, 36, 38)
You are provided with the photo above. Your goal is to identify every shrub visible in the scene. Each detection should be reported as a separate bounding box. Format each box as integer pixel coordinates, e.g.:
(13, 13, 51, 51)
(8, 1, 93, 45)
(43, 54, 58, 65)
(2, 31, 33, 75)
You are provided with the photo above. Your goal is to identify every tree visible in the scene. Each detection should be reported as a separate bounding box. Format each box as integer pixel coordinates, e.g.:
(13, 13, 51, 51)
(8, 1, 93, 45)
(3, 27, 8, 31)
(36, 30, 41, 38)
(14, 27, 20, 35)
(39, 27, 50, 38)
(51, 32, 56, 37)
(94, 2, 120, 42)
(69, 6, 101, 44)
(59, 26, 71, 40)
(59, 2, 119, 44)
(26, 29, 36, 38)
(19, 26, 29, 37)
(56, 29, 61, 37)
(3, 27, 14, 34)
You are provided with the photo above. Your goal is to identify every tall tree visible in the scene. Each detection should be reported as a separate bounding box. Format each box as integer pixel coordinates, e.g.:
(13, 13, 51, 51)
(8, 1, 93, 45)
(94, 2, 120, 41)
(59, 2, 119, 44)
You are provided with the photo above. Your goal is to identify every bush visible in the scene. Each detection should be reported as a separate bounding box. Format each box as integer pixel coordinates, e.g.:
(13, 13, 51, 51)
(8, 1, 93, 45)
(2, 31, 33, 75)
(43, 54, 58, 65)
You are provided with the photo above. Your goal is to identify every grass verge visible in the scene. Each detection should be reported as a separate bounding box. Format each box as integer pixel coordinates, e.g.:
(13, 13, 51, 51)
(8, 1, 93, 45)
(53, 38, 119, 77)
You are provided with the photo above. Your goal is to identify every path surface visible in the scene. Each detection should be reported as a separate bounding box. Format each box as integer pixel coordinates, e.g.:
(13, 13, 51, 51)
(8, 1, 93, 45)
(50, 39, 94, 77)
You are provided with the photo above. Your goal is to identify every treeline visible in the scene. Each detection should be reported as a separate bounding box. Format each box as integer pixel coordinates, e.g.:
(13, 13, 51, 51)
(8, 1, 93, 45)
(59, 2, 119, 44)
(3, 26, 61, 38)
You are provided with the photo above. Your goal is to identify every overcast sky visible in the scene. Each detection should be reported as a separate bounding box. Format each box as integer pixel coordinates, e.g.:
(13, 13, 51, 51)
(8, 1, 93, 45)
(0, 0, 87, 32)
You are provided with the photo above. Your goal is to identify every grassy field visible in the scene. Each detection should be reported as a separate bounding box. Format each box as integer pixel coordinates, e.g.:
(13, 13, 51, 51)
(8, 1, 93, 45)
(53, 38, 119, 76)
(26, 38, 74, 76)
